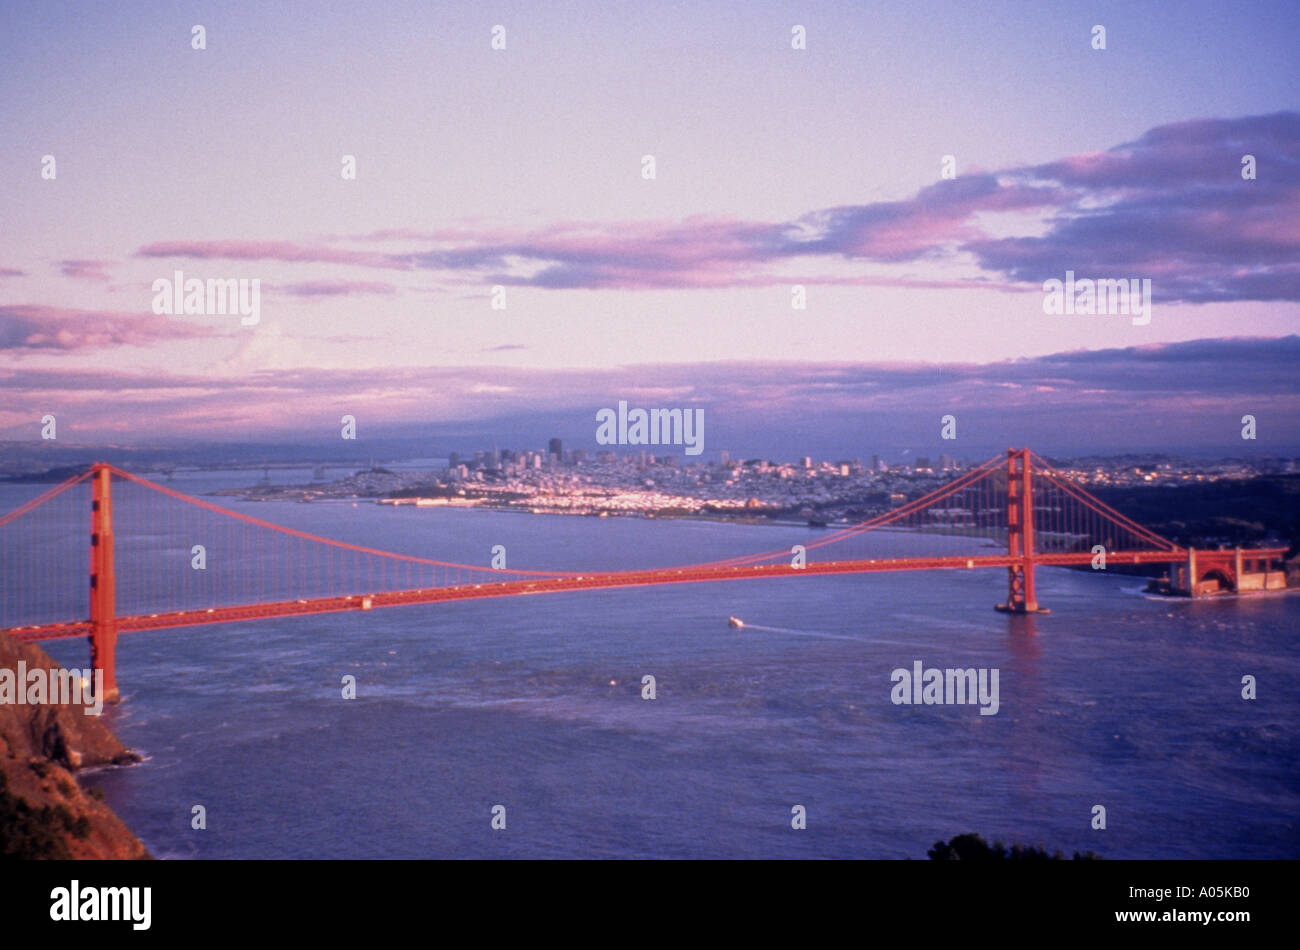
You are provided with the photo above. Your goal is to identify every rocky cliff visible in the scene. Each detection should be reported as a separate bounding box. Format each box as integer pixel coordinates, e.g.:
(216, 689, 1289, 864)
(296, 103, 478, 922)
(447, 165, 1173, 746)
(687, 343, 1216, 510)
(0, 631, 149, 859)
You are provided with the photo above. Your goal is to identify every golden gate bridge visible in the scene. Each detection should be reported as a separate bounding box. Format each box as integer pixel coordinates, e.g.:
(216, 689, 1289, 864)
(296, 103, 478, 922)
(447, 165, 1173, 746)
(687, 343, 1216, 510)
(0, 449, 1287, 703)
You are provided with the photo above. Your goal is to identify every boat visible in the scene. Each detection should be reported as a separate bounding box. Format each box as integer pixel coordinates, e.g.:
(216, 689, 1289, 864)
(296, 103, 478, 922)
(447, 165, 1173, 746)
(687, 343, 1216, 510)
(728, 616, 745, 628)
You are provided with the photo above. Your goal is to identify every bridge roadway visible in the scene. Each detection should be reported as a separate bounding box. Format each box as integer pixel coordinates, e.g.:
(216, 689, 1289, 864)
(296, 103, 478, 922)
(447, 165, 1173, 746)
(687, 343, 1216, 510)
(6, 549, 1185, 643)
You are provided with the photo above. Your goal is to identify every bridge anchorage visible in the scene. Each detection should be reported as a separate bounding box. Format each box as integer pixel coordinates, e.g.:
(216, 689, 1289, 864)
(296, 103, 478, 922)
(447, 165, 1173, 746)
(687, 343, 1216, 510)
(0, 451, 1288, 703)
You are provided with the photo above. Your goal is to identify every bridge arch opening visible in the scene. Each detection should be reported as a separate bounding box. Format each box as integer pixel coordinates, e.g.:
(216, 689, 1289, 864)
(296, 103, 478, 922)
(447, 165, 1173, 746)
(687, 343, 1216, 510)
(1196, 568, 1235, 594)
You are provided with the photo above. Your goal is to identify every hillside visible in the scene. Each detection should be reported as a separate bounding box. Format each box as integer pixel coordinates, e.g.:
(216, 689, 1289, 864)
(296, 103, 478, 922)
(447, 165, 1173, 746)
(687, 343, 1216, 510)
(0, 632, 149, 859)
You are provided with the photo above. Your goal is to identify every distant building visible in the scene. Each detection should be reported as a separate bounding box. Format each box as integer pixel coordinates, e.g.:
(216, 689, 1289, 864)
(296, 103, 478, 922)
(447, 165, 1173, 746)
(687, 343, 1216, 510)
(801, 456, 812, 470)
(720, 450, 730, 466)
(548, 438, 563, 459)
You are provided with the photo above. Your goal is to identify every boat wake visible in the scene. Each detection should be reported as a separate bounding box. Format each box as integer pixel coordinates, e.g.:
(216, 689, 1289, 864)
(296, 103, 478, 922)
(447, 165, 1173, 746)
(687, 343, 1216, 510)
(737, 623, 865, 643)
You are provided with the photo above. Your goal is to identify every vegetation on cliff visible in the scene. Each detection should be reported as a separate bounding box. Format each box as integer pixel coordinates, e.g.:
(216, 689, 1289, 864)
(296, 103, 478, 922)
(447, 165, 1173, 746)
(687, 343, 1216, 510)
(0, 769, 91, 859)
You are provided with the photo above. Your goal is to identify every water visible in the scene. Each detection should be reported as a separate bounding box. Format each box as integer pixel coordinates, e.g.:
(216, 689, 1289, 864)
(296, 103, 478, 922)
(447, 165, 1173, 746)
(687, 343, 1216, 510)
(7, 471, 1298, 859)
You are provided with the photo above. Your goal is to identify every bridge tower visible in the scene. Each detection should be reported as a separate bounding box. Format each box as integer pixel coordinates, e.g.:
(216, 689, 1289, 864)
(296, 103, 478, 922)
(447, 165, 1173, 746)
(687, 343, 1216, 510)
(89, 463, 120, 703)
(997, 448, 1047, 614)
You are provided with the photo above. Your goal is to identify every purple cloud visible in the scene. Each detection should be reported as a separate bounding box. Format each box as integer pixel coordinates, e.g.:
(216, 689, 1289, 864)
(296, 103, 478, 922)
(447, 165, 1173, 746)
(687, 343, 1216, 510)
(136, 240, 411, 271)
(57, 259, 112, 282)
(129, 112, 1299, 304)
(967, 112, 1300, 303)
(1, 335, 1294, 440)
(0, 304, 218, 352)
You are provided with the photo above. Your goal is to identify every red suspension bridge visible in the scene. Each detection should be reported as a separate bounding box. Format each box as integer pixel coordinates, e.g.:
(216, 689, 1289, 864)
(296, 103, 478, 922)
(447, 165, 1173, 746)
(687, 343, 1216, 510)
(0, 449, 1287, 703)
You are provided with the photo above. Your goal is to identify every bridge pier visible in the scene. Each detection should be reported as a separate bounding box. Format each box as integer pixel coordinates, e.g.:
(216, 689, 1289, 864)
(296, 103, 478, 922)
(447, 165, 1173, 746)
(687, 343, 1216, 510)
(998, 563, 1042, 614)
(89, 464, 120, 704)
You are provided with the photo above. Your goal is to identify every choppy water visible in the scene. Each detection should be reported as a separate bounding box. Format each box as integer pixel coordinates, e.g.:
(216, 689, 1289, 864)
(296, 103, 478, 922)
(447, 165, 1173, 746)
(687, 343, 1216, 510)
(7, 469, 1299, 858)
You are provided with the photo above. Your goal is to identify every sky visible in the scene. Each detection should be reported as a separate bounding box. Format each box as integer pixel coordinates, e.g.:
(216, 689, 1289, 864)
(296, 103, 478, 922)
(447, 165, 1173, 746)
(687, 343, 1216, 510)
(1, 0, 1298, 457)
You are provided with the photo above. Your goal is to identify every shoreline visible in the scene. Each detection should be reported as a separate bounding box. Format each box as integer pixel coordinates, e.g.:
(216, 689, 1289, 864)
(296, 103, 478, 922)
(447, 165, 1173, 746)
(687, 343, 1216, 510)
(221, 489, 856, 530)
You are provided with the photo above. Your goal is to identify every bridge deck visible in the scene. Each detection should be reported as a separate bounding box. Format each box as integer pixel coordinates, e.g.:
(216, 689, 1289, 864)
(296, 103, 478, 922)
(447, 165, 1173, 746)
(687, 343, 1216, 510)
(6, 550, 1190, 642)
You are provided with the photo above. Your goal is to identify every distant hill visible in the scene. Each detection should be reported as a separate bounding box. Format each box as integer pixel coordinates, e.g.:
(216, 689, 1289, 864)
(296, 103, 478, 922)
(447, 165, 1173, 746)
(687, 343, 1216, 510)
(1093, 474, 1300, 554)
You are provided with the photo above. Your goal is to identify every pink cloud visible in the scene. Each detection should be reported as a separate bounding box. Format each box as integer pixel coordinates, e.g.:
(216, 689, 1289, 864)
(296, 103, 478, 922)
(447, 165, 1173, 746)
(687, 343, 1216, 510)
(277, 279, 397, 297)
